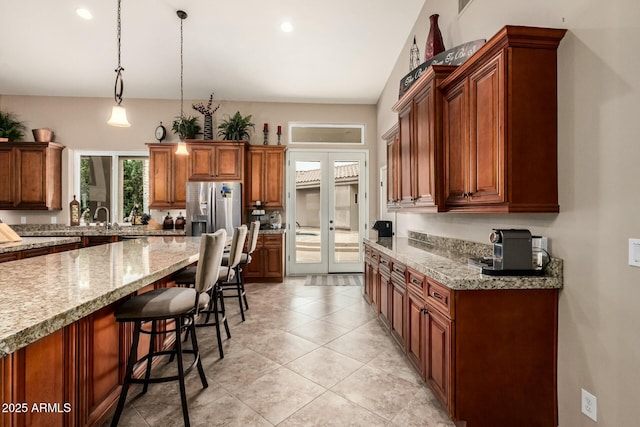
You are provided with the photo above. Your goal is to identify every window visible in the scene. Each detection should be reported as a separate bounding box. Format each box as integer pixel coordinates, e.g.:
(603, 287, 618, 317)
(74, 151, 149, 223)
(459, 0, 473, 13)
(289, 123, 365, 145)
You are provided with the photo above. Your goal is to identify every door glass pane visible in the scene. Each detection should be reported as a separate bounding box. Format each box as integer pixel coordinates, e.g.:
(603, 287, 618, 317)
(80, 156, 112, 222)
(119, 157, 149, 222)
(332, 161, 360, 264)
(295, 160, 322, 263)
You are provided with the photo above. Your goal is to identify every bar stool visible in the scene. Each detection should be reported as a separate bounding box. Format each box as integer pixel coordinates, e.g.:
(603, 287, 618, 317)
(172, 225, 247, 355)
(110, 229, 227, 427)
(221, 220, 260, 320)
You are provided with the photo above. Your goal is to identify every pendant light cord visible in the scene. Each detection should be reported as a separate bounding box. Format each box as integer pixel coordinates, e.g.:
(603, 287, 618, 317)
(114, 0, 124, 105)
(180, 14, 184, 119)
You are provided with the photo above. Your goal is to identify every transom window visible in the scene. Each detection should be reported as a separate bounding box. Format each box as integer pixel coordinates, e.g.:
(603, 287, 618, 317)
(289, 123, 365, 145)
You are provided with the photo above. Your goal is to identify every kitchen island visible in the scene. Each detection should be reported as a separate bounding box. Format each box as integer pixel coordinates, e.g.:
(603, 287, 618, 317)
(0, 236, 200, 426)
(0, 236, 81, 262)
(363, 231, 562, 427)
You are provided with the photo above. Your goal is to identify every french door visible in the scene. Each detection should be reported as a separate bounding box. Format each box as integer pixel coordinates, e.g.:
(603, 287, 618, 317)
(287, 150, 368, 275)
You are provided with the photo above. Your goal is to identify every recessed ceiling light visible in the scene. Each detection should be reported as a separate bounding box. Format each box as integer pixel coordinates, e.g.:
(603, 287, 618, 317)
(280, 21, 294, 33)
(76, 8, 93, 20)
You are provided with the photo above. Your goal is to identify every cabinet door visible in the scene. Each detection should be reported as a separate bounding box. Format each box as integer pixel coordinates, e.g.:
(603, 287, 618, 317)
(215, 146, 242, 180)
(443, 81, 468, 206)
(0, 148, 13, 208)
(398, 104, 414, 205)
(407, 290, 426, 378)
(262, 234, 283, 278)
(379, 272, 391, 329)
(246, 149, 265, 207)
(173, 153, 188, 207)
(386, 140, 395, 206)
(244, 236, 264, 279)
(468, 53, 505, 204)
(190, 145, 215, 180)
(427, 307, 453, 412)
(413, 86, 436, 206)
(14, 146, 47, 208)
(390, 281, 406, 349)
(149, 147, 173, 208)
(264, 149, 284, 208)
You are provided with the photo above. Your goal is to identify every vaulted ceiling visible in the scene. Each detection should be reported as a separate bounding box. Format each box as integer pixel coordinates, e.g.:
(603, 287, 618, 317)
(0, 0, 425, 104)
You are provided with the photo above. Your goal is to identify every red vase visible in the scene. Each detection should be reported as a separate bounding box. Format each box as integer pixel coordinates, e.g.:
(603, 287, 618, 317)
(425, 14, 445, 61)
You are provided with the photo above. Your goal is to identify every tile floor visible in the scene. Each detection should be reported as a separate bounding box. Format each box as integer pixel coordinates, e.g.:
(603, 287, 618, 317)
(103, 276, 455, 427)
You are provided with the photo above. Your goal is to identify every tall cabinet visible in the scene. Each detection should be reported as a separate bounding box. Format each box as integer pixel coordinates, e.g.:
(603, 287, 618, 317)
(0, 142, 64, 210)
(245, 145, 286, 210)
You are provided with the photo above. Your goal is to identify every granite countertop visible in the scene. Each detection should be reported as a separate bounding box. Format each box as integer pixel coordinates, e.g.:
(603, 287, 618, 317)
(0, 236, 200, 357)
(365, 236, 563, 291)
(12, 224, 186, 237)
(0, 236, 82, 254)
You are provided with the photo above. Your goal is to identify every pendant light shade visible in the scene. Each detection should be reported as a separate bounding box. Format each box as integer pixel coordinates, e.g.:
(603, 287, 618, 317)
(108, 105, 130, 127)
(175, 141, 189, 155)
(108, 0, 131, 127)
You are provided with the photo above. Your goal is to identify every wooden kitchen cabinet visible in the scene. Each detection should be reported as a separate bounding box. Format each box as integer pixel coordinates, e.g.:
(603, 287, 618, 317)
(378, 254, 392, 329)
(364, 241, 559, 426)
(148, 144, 189, 209)
(245, 146, 286, 209)
(188, 141, 245, 181)
(390, 261, 407, 349)
(0, 142, 64, 210)
(243, 233, 285, 282)
(392, 66, 457, 210)
(440, 26, 566, 212)
(382, 124, 400, 207)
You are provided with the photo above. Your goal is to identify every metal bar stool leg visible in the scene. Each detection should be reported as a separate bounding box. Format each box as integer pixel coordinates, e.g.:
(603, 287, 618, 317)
(174, 316, 190, 427)
(234, 266, 245, 321)
(142, 320, 156, 394)
(110, 321, 141, 427)
(217, 285, 231, 339)
(187, 314, 208, 388)
(211, 285, 225, 359)
(239, 266, 249, 310)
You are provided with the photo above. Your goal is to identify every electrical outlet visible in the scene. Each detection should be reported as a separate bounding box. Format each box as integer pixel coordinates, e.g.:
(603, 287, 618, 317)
(50, 216, 57, 224)
(20, 216, 27, 224)
(629, 239, 640, 267)
(581, 388, 597, 422)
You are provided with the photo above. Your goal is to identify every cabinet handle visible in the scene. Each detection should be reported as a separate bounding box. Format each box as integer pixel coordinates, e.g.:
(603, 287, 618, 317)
(431, 291, 444, 300)
(410, 278, 421, 286)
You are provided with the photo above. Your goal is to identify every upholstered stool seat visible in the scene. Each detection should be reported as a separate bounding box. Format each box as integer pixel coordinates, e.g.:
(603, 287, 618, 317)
(174, 265, 234, 285)
(115, 287, 205, 320)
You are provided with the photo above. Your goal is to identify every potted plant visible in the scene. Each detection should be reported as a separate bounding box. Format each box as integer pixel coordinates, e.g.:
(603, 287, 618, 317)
(217, 111, 255, 141)
(171, 115, 201, 140)
(0, 110, 27, 142)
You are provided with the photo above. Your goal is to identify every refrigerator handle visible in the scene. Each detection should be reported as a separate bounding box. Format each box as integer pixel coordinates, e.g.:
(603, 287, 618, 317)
(208, 185, 215, 233)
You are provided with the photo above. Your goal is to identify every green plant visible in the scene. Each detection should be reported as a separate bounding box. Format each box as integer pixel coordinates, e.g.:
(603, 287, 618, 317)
(0, 110, 27, 141)
(171, 115, 201, 140)
(217, 111, 255, 141)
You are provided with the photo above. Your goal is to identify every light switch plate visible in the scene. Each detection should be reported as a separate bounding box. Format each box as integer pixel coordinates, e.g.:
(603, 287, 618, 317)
(20, 216, 27, 224)
(50, 216, 57, 224)
(629, 239, 640, 267)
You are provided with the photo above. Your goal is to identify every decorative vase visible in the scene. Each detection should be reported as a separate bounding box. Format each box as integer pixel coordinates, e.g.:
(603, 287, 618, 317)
(203, 114, 213, 140)
(424, 14, 445, 61)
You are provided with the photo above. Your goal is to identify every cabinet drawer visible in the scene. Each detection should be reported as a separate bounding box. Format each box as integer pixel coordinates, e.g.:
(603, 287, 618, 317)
(407, 268, 426, 294)
(262, 234, 282, 247)
(391, 261, 406, 286)
(426, 278, 453, 318)
(370, 249, 379, 263)
(379, 254, 391, 275)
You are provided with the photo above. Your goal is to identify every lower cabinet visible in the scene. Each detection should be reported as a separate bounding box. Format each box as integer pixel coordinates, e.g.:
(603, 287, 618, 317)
(0, 242, 80, 263)
(363, 242, 559, 426)
(244, 233, 285, 282)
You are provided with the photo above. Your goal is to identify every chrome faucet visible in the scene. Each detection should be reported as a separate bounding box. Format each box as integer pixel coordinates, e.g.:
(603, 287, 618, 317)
(93, 206, 110, 228)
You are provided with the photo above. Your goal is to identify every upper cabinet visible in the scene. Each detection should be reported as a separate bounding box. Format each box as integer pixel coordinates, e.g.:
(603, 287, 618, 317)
(245, 146, 286, 209)
(0, 142, 65, 210)
(440, 26, 566, 212)
(382, 124, 400, 207)
(148, 141, 246, 209)
(148, 144, 189, 209)
(393, 66, 457, 210)
(390, 25, 566, 213)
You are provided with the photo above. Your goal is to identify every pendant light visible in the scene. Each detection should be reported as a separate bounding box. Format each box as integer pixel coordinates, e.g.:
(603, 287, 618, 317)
(107, 0, 131, 127)
(175, 10, 189, 155)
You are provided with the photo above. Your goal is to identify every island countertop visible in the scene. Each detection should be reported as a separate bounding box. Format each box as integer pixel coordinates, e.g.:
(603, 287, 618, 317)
(0, 236, 200, 358)
(365, 236, 563, 291)
(0, 236, 81, 254)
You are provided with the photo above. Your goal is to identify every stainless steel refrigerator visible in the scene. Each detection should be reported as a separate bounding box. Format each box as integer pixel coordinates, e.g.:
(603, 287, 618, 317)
(185, 181, 242, 236)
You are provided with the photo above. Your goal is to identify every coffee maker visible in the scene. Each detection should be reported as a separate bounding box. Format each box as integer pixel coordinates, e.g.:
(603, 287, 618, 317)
(490, 229, 533, 270)
(372, 220, 393, 238)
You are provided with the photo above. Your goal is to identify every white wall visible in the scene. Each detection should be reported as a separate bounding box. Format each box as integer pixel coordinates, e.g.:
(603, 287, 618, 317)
(377, 0, 640, 426)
